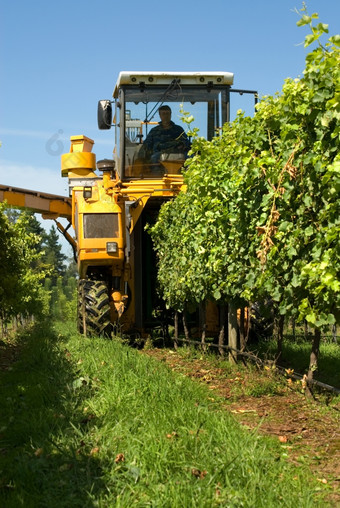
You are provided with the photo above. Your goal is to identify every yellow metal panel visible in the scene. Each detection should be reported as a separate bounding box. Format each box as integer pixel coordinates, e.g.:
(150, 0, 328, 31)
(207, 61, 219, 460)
(77, 199, 121, 214)
(79, 249, 124, 261)
(68, 168, 98, 179)
(70, 135, 94, 153)
(61, 152, 96, 176)
(3, 190, 26, 208)
(80, 237, 124, 251)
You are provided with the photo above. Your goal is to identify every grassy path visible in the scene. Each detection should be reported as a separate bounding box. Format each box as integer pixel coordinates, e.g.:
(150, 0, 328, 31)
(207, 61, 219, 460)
(0, 322, 329, 507)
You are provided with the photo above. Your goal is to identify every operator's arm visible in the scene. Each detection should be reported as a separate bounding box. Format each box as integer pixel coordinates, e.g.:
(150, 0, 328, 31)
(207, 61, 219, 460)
(143, 127, 156, 151)
(171, 125, 191, 152)
(138, 127, 156, 159)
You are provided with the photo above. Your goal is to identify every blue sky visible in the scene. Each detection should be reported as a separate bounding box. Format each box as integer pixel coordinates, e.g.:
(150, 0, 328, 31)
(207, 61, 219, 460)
(0, 0, 339, 249)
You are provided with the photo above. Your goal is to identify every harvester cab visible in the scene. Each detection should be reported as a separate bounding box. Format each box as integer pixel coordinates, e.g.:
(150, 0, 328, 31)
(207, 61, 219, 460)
(97, 71, 235, 179)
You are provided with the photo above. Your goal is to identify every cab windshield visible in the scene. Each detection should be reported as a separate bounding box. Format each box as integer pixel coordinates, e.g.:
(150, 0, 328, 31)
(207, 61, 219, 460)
(119, 85, 230, 179)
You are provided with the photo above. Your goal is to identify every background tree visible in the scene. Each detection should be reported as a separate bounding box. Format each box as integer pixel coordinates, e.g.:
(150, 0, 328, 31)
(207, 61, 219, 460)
(43, 224, 67, 286)
(0, 204, 49, 324)
(0, 207, 77, 329)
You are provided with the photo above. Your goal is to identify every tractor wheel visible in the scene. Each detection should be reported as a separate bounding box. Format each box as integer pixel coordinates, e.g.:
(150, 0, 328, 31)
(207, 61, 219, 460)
(77, 279, 111, 337)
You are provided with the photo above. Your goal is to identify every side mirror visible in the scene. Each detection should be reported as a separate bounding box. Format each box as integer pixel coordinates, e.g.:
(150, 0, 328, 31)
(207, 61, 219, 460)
(97, 100, 112, 130)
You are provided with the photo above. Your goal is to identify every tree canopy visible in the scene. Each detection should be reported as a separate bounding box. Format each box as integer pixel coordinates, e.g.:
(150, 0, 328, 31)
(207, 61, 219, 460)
(0, 206, 75, 324)
(0, 204, 50, 321)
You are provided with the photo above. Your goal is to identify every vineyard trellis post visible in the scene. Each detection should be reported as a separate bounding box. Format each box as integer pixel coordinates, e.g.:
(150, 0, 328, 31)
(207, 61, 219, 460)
(239, 307, 246, 351)
(218, 304, 227, 356)
(275, 315, 285, 360)
(174, 311, 179, 350)
(182, 308, 191, 342)
(228, 303, 238, 363)
(306, 328, 321, 397)
(200, 301, 207, 352)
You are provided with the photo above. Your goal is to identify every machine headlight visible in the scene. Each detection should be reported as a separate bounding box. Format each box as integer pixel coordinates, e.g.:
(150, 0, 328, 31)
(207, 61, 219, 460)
(106, 241, 118, 254)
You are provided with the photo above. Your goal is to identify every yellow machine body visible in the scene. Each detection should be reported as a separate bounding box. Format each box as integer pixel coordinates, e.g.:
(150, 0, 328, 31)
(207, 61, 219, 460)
(62, 133, 185, 333)
(1, 72, 259, 337)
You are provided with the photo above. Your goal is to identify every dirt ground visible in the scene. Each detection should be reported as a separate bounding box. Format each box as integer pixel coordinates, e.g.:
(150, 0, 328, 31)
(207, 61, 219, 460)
(143, 347, 340, 505)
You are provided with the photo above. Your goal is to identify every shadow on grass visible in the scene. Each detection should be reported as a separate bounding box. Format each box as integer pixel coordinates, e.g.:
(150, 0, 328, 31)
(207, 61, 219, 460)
(0, 321, 107, 508)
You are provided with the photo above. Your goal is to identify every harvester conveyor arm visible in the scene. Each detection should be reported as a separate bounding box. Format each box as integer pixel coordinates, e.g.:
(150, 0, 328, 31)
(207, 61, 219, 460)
(0, 184, 72, 219)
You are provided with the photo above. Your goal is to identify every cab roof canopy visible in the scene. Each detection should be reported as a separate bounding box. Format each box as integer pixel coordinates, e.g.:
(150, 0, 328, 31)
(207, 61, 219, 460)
(113, 71, 234, 98)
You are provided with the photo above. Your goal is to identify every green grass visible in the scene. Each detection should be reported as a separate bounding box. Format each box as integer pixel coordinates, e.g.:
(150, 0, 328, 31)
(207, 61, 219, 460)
(175, 346, 285, 399)
(253, 337, 340, 389)
(0, 321, 329, 507)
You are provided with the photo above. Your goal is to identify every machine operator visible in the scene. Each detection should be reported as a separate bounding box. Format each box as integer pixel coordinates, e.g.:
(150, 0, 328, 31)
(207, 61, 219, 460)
(142, 105, 190, 163)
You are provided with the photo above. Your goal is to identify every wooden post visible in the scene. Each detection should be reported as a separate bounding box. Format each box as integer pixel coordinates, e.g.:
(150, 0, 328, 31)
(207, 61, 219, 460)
(291, 318, 296, 340)
(228, 302, 238, 364)
(218, 304, 227, 356)
(306, 328, 321, 397)
(276, 315, 284, 360)
(200, 301, 207, 352)
(332, 324, 337, 343)
(239, 307, 246, 351)
(174, 311, 179, 350)
(244, 305, 251, 346)
(182, 308, 190, 342)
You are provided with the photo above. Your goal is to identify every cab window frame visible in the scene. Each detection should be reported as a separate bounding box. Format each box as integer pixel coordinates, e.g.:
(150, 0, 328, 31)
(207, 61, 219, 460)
(119, 84, 231, 180)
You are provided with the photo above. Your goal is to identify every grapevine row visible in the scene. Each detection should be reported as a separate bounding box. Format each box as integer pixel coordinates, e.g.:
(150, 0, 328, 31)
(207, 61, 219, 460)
(149, 10, 340, 384)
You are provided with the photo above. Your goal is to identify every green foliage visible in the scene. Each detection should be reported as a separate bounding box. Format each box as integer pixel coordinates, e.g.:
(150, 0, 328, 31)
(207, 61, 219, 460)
(0, 206, 77, 325)
(43, 225, 67, 285)
(150, 6, 340, 329)
(39, 223, 76, 321)
(49, 277, 77, 321)
(255, 336, 340, 388)
(0, 204, 50, 321)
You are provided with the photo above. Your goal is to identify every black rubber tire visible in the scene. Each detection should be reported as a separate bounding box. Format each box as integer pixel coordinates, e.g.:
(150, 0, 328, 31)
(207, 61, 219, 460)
(77, 279, 111, 337)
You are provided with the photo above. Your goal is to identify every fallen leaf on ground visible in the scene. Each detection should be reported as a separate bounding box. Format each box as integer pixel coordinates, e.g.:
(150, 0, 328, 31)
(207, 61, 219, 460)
(231, 409, 257, 414)
(80, 414, 96, 424)
(166, 432, 178, 439)
(191, 468, 207, 479)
